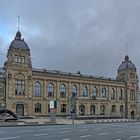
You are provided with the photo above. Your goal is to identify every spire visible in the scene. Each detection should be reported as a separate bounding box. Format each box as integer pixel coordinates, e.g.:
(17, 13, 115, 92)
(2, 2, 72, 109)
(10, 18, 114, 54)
(126, 41, 128, 56)
(18, 15, 20, 31)
(124, 41, 129, 61)
(15, 15, 22, 40)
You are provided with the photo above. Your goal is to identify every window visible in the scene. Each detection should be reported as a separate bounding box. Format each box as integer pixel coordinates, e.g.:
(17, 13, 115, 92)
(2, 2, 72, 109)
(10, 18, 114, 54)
(21, 56, 25, 63)
(111, 88, 116, 100)
(15, 80, 25, 96)
(48, 83, 54, 97)
(112, 105, 116, 113)
(120, 105, 123, 113)
(101, 88, 107, 98)
(35, 103, 41, 113)
(82, 86, 88, 97)
(72, 85, 77, 97)
(61, 104, 67, 113)
(93, 87, 98, 98)
(79, 105, 85, 115)
(15, 55, 18, 62)
(130, 73, 135, 79)
(90, 105, 96, 115)
(119, 89, 123, 100)
(100, 105, 105, 115)
(130, 90, 135, 101)
(34, 82, 41, 96)
(48, 104, 50, 113)
(15, 55, 25, 63)
(60, 84, 66, 98)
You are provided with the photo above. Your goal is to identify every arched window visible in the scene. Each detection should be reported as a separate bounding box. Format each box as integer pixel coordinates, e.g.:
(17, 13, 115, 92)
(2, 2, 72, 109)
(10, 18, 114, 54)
(60, 84, 66, 98)
(82, 86, 88, 97)
(111, 88, 116, 100)
(35, 103, 42, 113)
(79, 105, 85, 115)
(112, 105, 116, 113)
(93, 87, 98, 98)
(34, 81, 41, 96)
(101, 88, 107, 98)
(90, 105, 96, 115)
(48, 83, 54, 97)
(100, 105, 105, 115)
(119, 89, 123, 100)
(72, 85, 77, 97)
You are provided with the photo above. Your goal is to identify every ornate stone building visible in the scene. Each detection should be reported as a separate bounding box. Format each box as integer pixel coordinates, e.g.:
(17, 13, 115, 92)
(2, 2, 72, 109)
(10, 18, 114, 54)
(0, 31, 139, 119)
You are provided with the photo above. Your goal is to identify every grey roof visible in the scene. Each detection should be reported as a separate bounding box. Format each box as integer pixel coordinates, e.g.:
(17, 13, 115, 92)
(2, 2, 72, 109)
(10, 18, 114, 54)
(32, 68, 122, 83)
(118, 55, 136, 71)
(9, 31, 30, 51)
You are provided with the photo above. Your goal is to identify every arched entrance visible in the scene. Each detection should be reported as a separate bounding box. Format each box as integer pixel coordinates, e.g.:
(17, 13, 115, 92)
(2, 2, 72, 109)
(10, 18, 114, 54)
(16, 104, 24, 116)
(90, 105, 95, 115)
(100, 105, 105, 115)
(131, 111, 135, 119)
(79, 105, 85, 115)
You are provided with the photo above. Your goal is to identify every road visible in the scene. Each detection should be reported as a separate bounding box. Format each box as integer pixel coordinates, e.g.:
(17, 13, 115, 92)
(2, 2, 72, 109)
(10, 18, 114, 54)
(0, 122, 140, 140)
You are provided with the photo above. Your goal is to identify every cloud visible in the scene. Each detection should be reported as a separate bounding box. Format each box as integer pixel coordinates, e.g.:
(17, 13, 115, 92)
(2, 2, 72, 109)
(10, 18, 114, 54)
(0, 0, 140, 78)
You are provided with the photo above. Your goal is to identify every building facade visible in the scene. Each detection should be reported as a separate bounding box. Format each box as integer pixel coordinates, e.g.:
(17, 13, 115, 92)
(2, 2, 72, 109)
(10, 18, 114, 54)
(0, 31, 139, 119)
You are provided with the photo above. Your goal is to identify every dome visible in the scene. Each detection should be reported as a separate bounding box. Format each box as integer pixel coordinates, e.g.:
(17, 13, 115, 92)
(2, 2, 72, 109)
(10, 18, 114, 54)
(9, 31, 30, 51)
(118, 55, 136, 71)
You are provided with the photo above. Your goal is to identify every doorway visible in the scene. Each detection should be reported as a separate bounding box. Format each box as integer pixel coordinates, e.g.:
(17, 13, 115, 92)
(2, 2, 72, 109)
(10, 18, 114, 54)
(131, 111, 135, 119)
(16, 104, 24, 116)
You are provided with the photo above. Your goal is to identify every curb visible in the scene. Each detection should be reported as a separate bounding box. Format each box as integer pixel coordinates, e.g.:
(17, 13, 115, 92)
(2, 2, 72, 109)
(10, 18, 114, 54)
(84, 119, 138, 124)
(0, 119, 139, 127)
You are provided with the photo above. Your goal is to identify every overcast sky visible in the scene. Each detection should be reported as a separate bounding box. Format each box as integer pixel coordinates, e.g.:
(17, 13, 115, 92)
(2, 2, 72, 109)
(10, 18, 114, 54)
(0, 0, 140, 78)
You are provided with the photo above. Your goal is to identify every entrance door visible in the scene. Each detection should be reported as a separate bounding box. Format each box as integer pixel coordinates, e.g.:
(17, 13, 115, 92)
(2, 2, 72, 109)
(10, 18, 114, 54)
(131, 111, 135, 119)
(16, 104, 24, 116)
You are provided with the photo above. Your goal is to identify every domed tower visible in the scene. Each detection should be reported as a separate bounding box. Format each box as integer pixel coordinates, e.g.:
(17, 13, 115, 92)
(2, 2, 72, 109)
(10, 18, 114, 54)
(6, 30, 32, 68)
(4, 31, 33, 116)
(117, 55, 139, 119)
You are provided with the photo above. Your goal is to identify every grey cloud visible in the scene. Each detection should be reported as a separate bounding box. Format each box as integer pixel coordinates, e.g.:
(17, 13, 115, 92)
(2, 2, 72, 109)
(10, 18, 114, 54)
(0, 0, 140, 78)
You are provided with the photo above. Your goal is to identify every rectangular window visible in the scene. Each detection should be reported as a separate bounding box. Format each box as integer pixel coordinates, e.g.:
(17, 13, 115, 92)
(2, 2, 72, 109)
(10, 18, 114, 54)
(15, 80, 25, 96)
(21, 56, 25, 63)
(112, 106, 116, 113)
(17, 56, 25, 63)
(15, 55, 18, 62)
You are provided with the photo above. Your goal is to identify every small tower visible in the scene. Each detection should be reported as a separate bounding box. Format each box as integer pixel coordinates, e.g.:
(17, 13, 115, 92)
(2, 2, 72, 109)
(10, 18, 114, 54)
(117, 55, 139, 119)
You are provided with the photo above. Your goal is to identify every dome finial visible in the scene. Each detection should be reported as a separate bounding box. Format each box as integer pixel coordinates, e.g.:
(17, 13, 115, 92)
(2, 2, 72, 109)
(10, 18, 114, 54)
(15, 30, 22, 40)
(125, 55, 129, 61)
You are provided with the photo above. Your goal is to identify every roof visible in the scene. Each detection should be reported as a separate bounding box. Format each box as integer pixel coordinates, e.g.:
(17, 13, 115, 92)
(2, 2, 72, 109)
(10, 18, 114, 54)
(118, 55, 136, 71)
(32, 68, 124, 84)
(9, 31, 30, 51)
